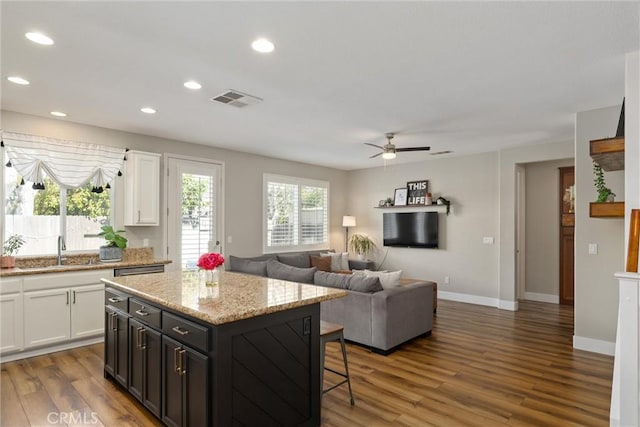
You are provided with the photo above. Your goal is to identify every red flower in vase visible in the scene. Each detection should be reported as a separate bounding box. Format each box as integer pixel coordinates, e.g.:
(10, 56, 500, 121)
(197, 252, 225, 270)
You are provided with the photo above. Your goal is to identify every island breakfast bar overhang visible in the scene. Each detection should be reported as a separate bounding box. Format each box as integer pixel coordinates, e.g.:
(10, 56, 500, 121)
(101, 270, 347, 427)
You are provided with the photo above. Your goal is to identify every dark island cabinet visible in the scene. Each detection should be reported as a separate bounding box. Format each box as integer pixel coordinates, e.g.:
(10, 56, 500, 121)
(129, 318, 162, 417)
(104, 286, 321, 426)
(162, 335, 209, 427)
(104, 306, 129, 387)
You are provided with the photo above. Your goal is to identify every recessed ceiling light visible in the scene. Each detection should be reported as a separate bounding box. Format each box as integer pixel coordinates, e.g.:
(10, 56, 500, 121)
(251, 38, 275, 53)
(7, 76, 30, 85)
(140, 107, 156, 114)
(50, 111, 67, 117)
(184, 80, 202, 90)
(25, 32, 54, 45)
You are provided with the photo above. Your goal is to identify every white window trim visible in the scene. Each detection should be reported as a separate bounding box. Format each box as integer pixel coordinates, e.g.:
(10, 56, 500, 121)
(263, 173, 330, 254)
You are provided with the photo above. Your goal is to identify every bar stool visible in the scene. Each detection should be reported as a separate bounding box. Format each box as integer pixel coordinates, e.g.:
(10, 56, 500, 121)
(320, 321, 355, 405)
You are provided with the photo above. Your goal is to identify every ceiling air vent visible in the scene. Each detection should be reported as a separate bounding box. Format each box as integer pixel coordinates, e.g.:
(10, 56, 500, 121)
(210, 90, 263, 108)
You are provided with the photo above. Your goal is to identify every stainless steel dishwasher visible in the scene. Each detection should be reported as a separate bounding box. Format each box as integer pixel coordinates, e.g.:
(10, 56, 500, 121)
(113, 264, 165, 276)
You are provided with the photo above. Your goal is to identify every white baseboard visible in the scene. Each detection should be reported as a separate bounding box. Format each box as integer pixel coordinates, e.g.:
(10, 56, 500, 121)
(573, 335, 615, 356)
(498, 299, 518, 311)
(0, 337, 104, 363)
(524, 292, 559, 304)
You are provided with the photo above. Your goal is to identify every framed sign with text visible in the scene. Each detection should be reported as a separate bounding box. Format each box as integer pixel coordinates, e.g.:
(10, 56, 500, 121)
(407, 180, 428, 205)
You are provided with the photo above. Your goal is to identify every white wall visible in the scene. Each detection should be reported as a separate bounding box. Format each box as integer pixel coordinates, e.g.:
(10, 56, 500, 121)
(524, 159, 574, 300)
(625, 51, 639, 263)
(574, 105, 625, 354)
(1, 110, 349, 259)
(347, 152, 501, 305)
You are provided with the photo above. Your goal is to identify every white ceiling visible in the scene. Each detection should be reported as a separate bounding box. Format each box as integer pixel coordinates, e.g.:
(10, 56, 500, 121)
(1, 1, 638, 170)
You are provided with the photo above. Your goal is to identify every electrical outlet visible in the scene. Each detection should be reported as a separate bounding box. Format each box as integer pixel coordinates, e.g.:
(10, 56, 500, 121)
(444, 276, 450, 285)
(483, 237, 495, 245)
(227, 236, 233, 244)
(588, 243, 598, 255)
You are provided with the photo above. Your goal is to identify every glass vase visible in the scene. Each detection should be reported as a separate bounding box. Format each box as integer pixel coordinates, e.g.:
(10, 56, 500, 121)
(199, 268, 220, 299)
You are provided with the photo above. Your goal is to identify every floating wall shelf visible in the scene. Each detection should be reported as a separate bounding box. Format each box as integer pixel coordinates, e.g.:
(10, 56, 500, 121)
(590, 136, 624, 171)
(589, 202, 624, 218)
(374, 204, 451, 210)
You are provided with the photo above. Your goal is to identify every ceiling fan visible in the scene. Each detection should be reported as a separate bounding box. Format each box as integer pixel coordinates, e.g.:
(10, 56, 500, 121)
(365, 133, 431, 160)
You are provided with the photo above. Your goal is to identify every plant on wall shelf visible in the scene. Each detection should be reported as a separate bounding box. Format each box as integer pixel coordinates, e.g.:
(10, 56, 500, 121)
(593, 160, 615, 202)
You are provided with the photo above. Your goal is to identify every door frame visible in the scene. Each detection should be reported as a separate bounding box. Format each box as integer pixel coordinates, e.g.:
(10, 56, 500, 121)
(515, 165, 526, 301)
(162, 153, 225, 272)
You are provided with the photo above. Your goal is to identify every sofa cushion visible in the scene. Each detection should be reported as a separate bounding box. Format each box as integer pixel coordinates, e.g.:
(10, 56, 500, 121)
(228, 256, 269, 276)
(310, 256, 332, 272)
(277, 253, 311, 268)
(348, 275, 383, 293)
(321, 252, 349, 271)
(354, 269, 402, 289)
(313, 271, 351, 289)
(267, 260, 316, 284)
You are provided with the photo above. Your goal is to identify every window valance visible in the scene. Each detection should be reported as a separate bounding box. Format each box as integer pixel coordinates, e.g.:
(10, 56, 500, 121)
(1, 131, 126, 189)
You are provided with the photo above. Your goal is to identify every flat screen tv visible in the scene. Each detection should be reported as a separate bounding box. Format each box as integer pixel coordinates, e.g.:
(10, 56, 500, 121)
(383, 211, 439, 249)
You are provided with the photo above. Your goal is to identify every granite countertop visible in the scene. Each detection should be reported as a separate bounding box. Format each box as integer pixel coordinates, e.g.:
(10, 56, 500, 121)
(102, 270, 347, 325)
(0, 258, 172, 277)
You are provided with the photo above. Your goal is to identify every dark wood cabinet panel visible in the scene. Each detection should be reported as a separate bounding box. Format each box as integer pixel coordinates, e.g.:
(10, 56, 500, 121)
(104, 307, 129, 388)
(162, 335, 209, 427)
(129, 318, 161, 417)
(560, 228, 575, 305)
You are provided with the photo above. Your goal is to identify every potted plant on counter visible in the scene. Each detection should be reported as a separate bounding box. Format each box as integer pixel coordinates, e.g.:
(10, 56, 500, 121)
(349, 234, 377, 261)
(98, 225, 128, 262)
(2, 234, 25, 268)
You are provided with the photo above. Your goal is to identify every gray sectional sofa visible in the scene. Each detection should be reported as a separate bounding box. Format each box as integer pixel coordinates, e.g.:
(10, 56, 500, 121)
(228, 250, 435, 354)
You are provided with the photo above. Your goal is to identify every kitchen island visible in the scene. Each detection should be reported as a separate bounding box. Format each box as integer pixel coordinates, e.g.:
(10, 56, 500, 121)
(101, 270, 346, 427)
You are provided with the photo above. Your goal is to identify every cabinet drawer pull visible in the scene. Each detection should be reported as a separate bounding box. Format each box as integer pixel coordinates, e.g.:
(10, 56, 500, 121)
(72, 290, 76, 304)
(172, 326, 190, 336)
(136, 327, 144, 349)
(108, 297, 121, 303)
(138, 210, 141, 222)
(66, 291, 69, 305)
(111, 312, 118, 331)
(174, 347, 181, 373)
(135, 309, 149, 316)
(179, 349, 187, 375)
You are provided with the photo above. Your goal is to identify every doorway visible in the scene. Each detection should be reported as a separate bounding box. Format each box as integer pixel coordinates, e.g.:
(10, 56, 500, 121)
(165, 155, 223, 271)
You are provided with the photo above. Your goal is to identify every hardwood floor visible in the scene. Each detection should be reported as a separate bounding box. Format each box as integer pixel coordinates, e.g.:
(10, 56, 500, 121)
(1, 300, 613, 426)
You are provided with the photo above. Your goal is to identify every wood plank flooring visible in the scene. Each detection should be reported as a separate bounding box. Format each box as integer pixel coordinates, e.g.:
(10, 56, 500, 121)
(1, 300, 613, 426)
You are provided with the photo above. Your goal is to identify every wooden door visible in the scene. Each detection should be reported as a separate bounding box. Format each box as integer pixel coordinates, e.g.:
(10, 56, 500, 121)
(559, 167, 575, 305)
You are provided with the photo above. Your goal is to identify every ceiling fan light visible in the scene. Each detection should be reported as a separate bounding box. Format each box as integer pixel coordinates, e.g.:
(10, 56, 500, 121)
(382, 152, 396, 160)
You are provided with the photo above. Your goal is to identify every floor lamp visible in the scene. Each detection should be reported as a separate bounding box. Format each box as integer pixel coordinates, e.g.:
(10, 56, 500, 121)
(342, 216, 356, 252)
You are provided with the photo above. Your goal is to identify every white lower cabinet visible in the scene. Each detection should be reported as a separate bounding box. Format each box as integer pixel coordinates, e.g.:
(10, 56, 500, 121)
(21, 271, 110, 351)
(23, 283, 105, 348)
(70, 284, 105, 338)
(0, 277, 24, 354)
(24, 288, 71, 347)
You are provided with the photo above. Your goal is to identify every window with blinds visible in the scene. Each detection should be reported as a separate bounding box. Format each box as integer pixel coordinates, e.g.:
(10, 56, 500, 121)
(264, 174, 329, 252)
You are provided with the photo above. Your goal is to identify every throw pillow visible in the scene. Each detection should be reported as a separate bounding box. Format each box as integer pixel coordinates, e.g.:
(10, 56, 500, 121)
(354, 269, 402, 289)
(348, 275, 383, 293)
(313, 271, 351, 289)
(266, 260, 316, 284)
(321, 252, 349, 271)
(277, 253, 311, 268)
(310, 256, 332, 272)
(228, 256, 268, 276)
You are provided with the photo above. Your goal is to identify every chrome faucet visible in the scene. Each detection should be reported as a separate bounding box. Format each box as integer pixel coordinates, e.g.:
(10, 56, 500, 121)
(57, 235, 66, 266)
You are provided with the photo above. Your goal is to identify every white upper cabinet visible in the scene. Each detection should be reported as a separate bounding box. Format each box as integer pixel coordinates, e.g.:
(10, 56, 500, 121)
(124, 150, 161, 226)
